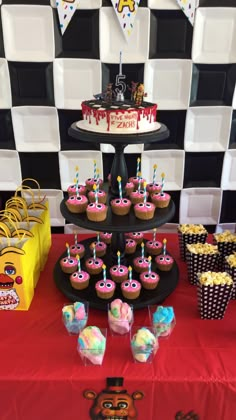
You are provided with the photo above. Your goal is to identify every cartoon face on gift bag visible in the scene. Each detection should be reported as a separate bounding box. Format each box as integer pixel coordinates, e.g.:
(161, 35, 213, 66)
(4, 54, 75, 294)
(84, 377, 144, 420)
(0, 246, 25, 310)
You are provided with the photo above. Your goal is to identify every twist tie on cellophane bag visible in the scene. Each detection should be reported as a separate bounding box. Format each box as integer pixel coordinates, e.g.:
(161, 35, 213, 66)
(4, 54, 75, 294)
(18, 178, 47, 210)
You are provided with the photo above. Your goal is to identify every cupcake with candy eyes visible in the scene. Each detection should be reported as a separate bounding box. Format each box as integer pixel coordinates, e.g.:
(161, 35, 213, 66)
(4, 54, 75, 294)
(69, 235, 85, 259)
(125, 238, 137, 255)
(121, 267, 141, 300)
(85, 177, 103, 191)
(69, 256, 90, 290)
(85, 257, 103, 275)
(60, 243, 78, 274)
(89, 234, 107, 257)
(151, 172, 170, 209)
(86, 202, 108, 222)
(67, 183, 87, 197)
(139, 256, 160, 290)
(155, 239, 174, 271)
(88, 189, 107, 204)
(130, 189, 149, 205)
(109, 251, 128, 283)
(133, 242, 150, 273)
(146, 164, 161, 195)
(111, 176, 131, 216)
(125, 181, 134, 196)
(66, 194, 88, 214)
(99, 232, 112, 245)
(146, 229, 162, 256)
(126, 232, 144, 245)
(95, 265, 116, 300)
(134, 202, 155, 220)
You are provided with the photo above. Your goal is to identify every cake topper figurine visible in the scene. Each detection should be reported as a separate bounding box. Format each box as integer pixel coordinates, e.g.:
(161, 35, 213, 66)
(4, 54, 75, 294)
(133, 83, 147, 105)
(115, 51, 126, 101)
(105, 83, 114, 103)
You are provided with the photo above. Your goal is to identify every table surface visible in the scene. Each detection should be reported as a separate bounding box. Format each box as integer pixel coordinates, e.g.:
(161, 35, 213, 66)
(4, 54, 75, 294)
(1, 233, 236, 420)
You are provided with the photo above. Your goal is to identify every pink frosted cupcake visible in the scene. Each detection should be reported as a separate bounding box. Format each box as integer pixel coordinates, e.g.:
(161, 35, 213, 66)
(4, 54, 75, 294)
(60, 256, 78, 274)
(110, 265, 129, 283)
(125, 181, 134, 196)
(146, 182, 161, 195)
(134, 202, 155, 220)
(69, 243, 85, 258)
(151, 192, 171, 208)
(140, 271, 160, 290)
(95, 279, 116, 299)
(125, 239, 137, 254)
(100, 232, 112, 244)
(86, 202, 108, 222)
(111, 198, 131, 216)
(155, 254, 174, 271)
(146, 240, 162, 256)
(133, 256, 150, 273)
(89, 241, 107, 257)
(130, 189, 149, 205)
(85, 177, 103, 191)
(70, 270, 90, 290)
(85, 257, 103, 275)
(67, 184, 87, 196)
(126, 232, 144, 244)
(129, 176, 146, 189)
(88, 189, 107, 204)
(121, 279, 141, 300)
(66, 195, 88, 213)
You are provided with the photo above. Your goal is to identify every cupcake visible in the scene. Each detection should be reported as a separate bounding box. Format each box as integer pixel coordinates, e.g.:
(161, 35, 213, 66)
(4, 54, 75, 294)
(128, 176, 146, 190)
(85, 177, 103, 191)
(89, 240, 107, 257)
(146, 240, 162, 256)
(60, 256, 78, 274)
(121, 279, 141, 300)
(133, 256, 150, 273)
(110, 265, 128, 283)
(140, 271, 160, 290)
(88, 189, 107, 204)
(95, 277, 116, 300)
(65, 195, 88, 213)
(126, 232, 144, 244)
(155, 254, 174, 271)
(110, 197, 131, 216)
(67, 184, 87, 197)
(151, 192, 170, 208)
(125, 181, 134, 196)
(86, 202, 108, 222)
(134, 202, 155, 220)
(70, 270, 90, 290)
(146, 182, 161, 195)
(130, 189, 149, 205)
(85, 257, 103, 275)
(125, 238, 137, 254)
(69, 243, 85, 258)
(99, 232, 112, 244)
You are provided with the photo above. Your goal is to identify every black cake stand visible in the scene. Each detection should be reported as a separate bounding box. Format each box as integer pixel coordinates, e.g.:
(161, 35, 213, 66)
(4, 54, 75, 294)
(54, 123, 179, 310)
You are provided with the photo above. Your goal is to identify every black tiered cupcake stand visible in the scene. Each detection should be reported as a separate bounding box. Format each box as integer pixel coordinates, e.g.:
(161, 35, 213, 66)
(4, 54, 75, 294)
(54, 123, 179, 310)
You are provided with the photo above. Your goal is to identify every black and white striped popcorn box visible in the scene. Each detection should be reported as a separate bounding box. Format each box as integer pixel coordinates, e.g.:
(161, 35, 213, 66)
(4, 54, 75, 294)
(197, 281, 233, 320)
(178, 232, 208, 262)
(224, 261, 236, 300)
(186, 251, 219, 286)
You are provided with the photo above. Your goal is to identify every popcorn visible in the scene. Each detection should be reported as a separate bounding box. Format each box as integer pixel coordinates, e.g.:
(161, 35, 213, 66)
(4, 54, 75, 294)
(199, 271, 233, 286)
(214, 230, 236, 243)
(186, 243, 218, 255)
(225, 253, 236, 267)
(178, 224, 207, 234)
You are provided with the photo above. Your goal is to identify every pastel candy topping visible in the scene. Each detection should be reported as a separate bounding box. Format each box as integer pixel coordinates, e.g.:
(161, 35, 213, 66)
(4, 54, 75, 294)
(153, 306, 174, 324)
(78, 326, 106, 365)
(62, 301, 87, 334)
(108, 298, 133, 334)
(131, 327, 158, 362)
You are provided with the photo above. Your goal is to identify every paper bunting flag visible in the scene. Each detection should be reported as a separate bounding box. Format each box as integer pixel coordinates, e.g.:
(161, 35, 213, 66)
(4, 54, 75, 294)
(111, 0, 141, 42)
(56, 0, 79, 35)
(176, 0, 197, 26)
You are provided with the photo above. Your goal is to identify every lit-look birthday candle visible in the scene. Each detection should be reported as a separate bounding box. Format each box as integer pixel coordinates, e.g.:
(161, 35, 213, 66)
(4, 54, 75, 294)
(153, 164, 157, 184)
(75, 165, 79, 183)
(93, 183, 98, 204)
(153, 228, 157, 241)
(138, 172, 142, 193)
(161, 172, 165, 193)
(102, 264, 106, 281)
(97, 232, 100, 243)
(141, 242, 145, 259)
(128, 265, 132, 281)
(66, 242, 70, 258)
(76, 254, 81, 273)
(117, 175, 122, 200)
(119, 50, 122, 75)
(74, 233, 78, 246)
(117, 251, 121, 268)
(92, 243, 96, 260)
(148, 256, 152, 275)
(74, 178, 79, 197)
(136, 157, 141, 177)
(143, 181, 147, 204)
(93, 160, 97, 179)
(163, 238, 167, 255)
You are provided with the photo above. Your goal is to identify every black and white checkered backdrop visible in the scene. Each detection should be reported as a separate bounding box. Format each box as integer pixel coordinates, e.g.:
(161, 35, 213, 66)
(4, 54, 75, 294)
(0, 0, 236, 234)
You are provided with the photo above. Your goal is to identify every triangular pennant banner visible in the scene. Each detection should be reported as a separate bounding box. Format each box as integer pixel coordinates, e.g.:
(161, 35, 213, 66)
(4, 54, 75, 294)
(56, 0, 79, 35)
(176, 0, 197, 26)
(111, 0, 141, 42)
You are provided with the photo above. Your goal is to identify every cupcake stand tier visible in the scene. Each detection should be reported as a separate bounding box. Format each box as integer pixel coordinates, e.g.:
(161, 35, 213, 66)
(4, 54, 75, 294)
(54, 122, 179, 310)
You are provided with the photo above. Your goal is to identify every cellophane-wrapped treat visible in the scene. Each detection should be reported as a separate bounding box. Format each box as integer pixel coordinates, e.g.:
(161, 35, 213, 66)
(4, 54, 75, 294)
(186, 243, 219, 285)
(225, 253, 236, 299)
(197, 271, 233, 319)
(213, 231, 236, 271)
(178, 224, 208, 261)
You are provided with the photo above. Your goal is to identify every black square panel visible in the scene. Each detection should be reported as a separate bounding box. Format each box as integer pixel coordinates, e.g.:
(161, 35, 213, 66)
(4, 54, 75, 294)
(149, 10, 193, 59)
(19, 152, 61, 189)
(58, 110, 100, 151)
(199, 0, 236, 5)
(229, 110, 236, 149)
(8, 62, 54, 106)
(144, 110, 186, 150)
(102, 63, 144, 100)
(184, 152, 224, 188)
(0, 110, 15, 150)
(220, 191, 236, 223)
(167, 191, 180, 224)
(54, 10, 100, 59)
(0, 9, 5, 57)
(0, 191, 14, 211)
(190, 64, 236, 106)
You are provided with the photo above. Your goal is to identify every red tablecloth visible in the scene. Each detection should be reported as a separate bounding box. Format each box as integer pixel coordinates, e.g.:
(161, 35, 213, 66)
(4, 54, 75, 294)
(1, 233, 236, 420)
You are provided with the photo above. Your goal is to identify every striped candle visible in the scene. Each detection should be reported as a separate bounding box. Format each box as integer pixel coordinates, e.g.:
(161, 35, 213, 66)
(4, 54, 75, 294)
(92, 243, 96, 260)
(153, 228, 156, 241)
(93, 160, 97, 179)
(163, 238, 167, 255)
(138, 172, 142, 193)
(143, 181, 147, 204)
(141, 242, 145, 259)
(153, 164, 157, 184)
(77, 255, 81, 272)
(93, 183, 98, 204)
(148, 256, 152, 275)
(102, 264, 106, 281)
(136, 157, 141, 177)
(74, 178, 79, 197)
(74, 233, 78, 246)
(66, 242, 70, 258)
(97, 232, 100, 243)
(161, 172, 165, 193)
(75, 165, 79, 183)
(117, 175, 122, 199)
(128, 265, 132, 281)
(117, 251, 121, 267)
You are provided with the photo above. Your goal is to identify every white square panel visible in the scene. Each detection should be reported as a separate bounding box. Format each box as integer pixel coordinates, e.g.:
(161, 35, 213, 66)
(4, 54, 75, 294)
(50, 0, 102, 8)
(42, 190, 65, 226)
(141, 150, 185, 190)
(100, 8, 150, 63)
(59, 150, 103, 191)
(221, 150, 236, 190)
(144, 59, 192, 110)
(100, 144, 144, 154)
(192, 8, 236, 64)
(0, 58, 11, 109)
(0, 150, 22, 190)
(54, 59, 101, 110)
(147, 0, 179, 9)
(184, 107, 232, 152)
(216, 223, 236, 234)
(1, 5, 54, 62)
(11, 107, 60, 152)
(180, 188, 222, 225)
